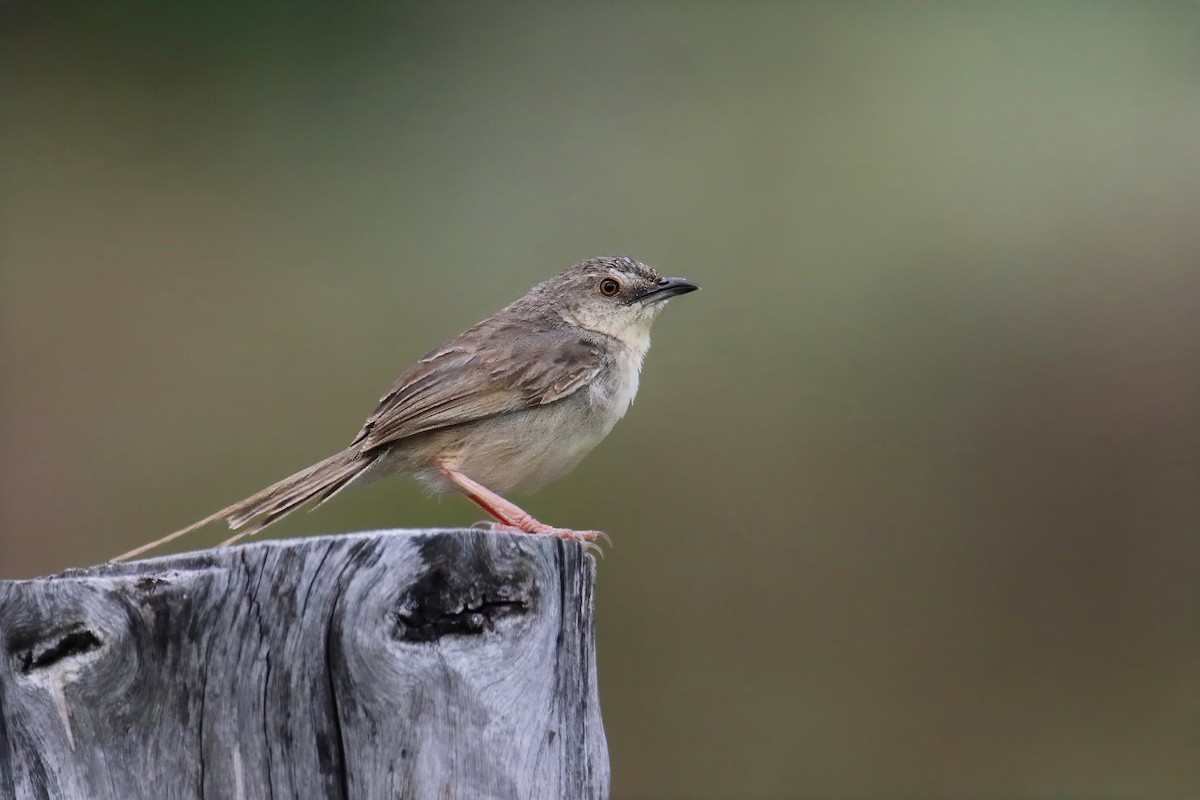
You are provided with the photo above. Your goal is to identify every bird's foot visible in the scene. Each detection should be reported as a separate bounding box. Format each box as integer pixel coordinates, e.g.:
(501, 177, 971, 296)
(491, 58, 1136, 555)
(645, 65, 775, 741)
(472, 520, 610, 555)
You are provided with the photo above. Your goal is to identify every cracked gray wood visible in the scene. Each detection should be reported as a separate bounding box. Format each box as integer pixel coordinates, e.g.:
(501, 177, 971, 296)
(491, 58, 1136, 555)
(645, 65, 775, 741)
(0, 529, 609, 800)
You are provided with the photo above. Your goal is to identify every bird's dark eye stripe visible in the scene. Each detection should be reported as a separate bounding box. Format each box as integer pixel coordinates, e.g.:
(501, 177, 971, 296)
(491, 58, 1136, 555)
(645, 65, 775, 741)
(599, 278, 620, 296)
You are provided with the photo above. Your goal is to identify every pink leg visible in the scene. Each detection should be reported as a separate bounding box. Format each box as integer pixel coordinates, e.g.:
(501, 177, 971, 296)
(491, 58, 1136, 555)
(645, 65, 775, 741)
(439, 466, 608, 546)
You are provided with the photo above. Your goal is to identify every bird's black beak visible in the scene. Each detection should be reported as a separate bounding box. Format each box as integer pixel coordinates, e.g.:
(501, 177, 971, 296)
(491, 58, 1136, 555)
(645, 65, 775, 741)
(636, 276, 700, 304)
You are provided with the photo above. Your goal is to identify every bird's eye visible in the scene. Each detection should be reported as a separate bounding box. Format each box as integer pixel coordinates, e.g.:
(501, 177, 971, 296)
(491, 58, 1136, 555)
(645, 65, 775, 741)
(599, 277, 621, 297)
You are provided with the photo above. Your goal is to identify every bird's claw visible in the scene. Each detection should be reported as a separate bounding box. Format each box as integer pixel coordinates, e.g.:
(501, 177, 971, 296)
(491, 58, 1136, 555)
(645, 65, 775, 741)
(472, 520, 610, 556)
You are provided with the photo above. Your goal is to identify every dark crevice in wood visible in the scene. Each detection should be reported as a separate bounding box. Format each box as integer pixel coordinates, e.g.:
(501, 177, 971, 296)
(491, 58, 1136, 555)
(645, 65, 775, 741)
(196, 639, 208, 798)
(15, 627, 102, 674)
(393, 597, 528, 643)
(134, 576, 168, 592)
(394, 535, 536, 644)
(194, 553, 229, 799)
(322, 547, 356, 800)
(261, 653, 274, 799)
(554, 540, 572, 796)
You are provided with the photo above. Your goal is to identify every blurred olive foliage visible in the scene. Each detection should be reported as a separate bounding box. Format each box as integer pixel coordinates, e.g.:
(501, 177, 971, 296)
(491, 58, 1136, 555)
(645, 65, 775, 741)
(3, 3, 1198, 798)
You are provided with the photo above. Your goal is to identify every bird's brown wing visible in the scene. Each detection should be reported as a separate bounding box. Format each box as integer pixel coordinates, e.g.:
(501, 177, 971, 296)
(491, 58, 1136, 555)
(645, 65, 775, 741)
(351, 319, 604, 453)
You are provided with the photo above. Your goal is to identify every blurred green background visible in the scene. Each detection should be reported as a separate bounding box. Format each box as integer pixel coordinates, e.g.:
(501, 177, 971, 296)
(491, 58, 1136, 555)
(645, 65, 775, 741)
(3, 2, 1198, 798)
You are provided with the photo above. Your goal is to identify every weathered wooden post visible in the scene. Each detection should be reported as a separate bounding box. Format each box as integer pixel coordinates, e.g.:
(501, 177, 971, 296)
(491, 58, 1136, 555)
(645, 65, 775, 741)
(0, 529, 609, 799)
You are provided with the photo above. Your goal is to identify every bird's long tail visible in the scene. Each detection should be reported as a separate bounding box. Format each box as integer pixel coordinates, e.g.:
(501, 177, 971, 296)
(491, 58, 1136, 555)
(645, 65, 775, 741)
(110, 447, 372, 562)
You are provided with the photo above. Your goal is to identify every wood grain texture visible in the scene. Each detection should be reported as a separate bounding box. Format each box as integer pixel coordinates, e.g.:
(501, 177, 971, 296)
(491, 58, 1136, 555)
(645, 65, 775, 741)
(0, 530, 608, 800)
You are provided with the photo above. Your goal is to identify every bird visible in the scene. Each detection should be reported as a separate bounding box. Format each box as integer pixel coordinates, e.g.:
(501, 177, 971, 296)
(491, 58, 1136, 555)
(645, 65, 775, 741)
(111, 256, 699, 562)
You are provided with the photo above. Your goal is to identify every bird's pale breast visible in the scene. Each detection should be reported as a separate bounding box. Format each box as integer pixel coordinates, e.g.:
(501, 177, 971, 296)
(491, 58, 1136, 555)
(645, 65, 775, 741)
(381, 337, 647, 495)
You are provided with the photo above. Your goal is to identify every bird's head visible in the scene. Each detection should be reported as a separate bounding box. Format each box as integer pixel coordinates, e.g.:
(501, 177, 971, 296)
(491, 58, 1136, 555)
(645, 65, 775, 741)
(528, 256, 699, 345)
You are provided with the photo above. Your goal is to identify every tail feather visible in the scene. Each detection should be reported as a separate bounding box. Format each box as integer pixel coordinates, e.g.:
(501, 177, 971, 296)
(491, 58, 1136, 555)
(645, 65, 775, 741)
(110, 448, 371, 562)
